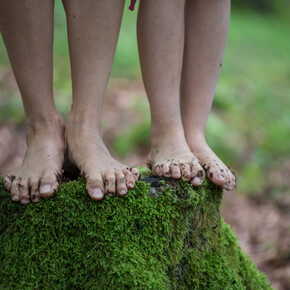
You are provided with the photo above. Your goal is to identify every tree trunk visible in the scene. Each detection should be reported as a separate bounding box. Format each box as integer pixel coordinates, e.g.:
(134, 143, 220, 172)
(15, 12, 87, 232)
(0, 169, 271, 289)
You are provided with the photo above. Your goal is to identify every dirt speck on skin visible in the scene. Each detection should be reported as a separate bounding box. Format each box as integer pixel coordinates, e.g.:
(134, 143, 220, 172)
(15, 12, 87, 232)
(197, 170, 204, 178)
(56, 173, 62, 183)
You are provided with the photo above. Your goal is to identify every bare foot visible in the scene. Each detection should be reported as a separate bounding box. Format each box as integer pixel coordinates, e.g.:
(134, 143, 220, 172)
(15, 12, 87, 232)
(188, 137, 237, 191)
(148, 132, 204, 186)
(65, 122, 140, 201)
(3, 117, 65, 205)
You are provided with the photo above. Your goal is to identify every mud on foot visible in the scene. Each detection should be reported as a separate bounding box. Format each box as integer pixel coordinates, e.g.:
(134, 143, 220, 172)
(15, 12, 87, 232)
(190, 141, 237, 191)
(66, 124, 140, 201)
(148, 137, 204, 186)
(3, 120, 65, 205)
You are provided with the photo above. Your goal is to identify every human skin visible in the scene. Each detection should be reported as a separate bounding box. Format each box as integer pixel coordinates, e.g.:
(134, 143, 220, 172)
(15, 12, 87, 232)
(0, 0, 65, 204)
(137, 0, 236, 190)
(1, 0, 139, 204)
(62, 0, 139, 200)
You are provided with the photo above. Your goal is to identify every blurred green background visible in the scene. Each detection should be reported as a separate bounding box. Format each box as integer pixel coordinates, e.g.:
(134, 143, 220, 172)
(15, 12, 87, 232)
(0, 0, 289, 198)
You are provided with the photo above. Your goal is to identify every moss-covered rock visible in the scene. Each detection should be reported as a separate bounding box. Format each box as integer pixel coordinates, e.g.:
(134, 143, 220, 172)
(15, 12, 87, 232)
(0, 171, 271, 289)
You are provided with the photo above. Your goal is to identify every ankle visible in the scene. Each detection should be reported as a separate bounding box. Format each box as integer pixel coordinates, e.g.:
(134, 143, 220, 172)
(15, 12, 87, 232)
(150, 126, 186, 147)
(185, 131, 207, 148)
(26, 114, 64, 133)
(66, 111, 102, 135)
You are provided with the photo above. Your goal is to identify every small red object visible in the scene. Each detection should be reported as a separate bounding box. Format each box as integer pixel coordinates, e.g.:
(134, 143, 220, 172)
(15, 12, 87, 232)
(129, 0, 137, 11)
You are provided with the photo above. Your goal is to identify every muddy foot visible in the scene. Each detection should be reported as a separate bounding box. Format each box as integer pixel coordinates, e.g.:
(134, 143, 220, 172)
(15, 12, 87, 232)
(148, 133, 204, 186)
(66, 123, 139, 201)
(189, 139, 237, 191)
(3, 119, 65, 204)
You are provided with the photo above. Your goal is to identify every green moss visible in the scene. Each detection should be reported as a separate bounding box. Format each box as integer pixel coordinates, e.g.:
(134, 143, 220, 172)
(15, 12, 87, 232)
(0, 174, 271, 289)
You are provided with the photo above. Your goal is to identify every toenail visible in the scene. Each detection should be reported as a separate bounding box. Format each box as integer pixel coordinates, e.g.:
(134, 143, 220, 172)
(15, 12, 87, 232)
(128, 183, 134, 189)
(40, 184, 52, 194)
(192, 177, 201, 184)
(21, 199, 29, 205)
(11, 195, 18, 202)
(119, 189, 127, 196)
(92, 188, 103, 199)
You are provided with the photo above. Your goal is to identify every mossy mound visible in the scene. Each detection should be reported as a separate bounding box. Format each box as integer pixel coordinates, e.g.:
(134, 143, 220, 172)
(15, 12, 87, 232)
(0, 172, 271, 289)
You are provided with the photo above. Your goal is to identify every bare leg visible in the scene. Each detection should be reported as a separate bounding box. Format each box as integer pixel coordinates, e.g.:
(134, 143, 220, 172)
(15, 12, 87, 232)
(63, 0, 139, 200)
(137, 0, 204, 185)
(181, 0, 236, 190)
(1, 0, 65, 204)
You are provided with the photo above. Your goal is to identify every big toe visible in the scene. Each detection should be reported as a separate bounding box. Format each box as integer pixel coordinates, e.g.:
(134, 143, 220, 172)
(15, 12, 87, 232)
(40, 170, 61, 198)
(86, 170, 104, 201)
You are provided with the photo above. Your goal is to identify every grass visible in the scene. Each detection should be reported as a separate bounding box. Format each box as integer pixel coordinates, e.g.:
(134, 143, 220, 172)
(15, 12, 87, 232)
(0, 3, 289, 196)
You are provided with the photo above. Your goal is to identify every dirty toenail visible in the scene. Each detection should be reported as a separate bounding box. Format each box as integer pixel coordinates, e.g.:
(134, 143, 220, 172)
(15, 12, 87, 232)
(92, 188, 103, 199)
(119, 189, 127, 196)
(128, 183, 134, 189)
(193, 177, 201, 184)
(40, 184, 52, 194)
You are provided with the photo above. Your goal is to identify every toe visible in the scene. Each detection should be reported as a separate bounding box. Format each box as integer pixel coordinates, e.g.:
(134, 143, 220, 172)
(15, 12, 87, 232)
(104, 170, 116, 196)
(191, 160, 204, 186)
(10, 177, 20, 202)
(116, 170, 127, 196)
(86, 170, 104, 201)
(190, 171, 204, 186)
(3, 175, 13, 191)
(130, 167, 140, 180)
(40, 170, 60, 198)
(170, 163, 181, 179)
(123, 169, 135, 189)
(152, 164, 163, 177)
(19, 178, 30, 205)
(180, 163, 191, 181)
(207, 168, 227, 186)
(208, 171, 226, 186)
(222, 173, 236, 191)
(162, 163, 171, 178)
(30, 177, 41, 203)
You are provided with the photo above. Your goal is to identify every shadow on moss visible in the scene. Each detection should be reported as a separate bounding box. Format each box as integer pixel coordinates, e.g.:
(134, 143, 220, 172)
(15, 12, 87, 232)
(0, 175, 271, 289)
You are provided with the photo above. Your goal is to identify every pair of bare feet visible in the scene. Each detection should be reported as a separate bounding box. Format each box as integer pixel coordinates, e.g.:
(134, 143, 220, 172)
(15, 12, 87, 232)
(1, 0, 236, 205)
(3, 112, 236, 205)
(3, 113, 139, 205)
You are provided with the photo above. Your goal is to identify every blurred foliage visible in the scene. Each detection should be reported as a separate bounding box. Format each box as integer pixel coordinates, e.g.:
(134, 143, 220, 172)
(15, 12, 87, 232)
(232, 0, 290, 22)
(0, 1, 289, 197)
